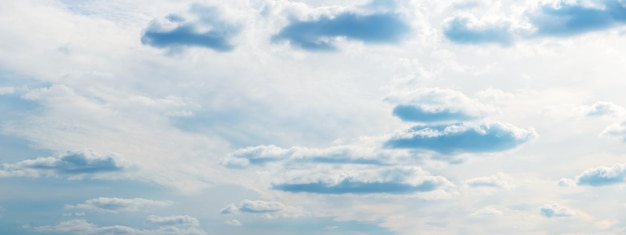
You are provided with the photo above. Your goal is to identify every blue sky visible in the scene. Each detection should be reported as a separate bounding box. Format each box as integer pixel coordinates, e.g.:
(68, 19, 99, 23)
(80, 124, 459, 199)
(2, 0, 626, 234)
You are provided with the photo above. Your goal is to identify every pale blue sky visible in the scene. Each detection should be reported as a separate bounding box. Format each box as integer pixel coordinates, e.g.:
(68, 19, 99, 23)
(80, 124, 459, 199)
(2, 0, 626, 234)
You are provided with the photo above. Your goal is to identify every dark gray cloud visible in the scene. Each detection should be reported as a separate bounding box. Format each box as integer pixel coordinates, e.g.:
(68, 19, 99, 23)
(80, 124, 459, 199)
(142, 6, 237, 52)
(442, 16, 513, 45)
(272, 12, 410, 51)
(385, 122, 535, 154)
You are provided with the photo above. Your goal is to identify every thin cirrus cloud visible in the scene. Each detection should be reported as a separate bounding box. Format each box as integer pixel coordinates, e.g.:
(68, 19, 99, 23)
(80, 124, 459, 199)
(272, 12, 410, 51)
(141, 6, 238, 52)
(0, 150, 129, 179)
(219, 200, 284, 214)
(65, 197, 172, 213)
(272, 167, 453, 195)
(385, 122, 536, 154)
(443, 0, 626, 45)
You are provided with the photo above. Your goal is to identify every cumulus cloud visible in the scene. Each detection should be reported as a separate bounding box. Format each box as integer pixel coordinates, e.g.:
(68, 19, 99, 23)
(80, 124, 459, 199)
(442, 16, 513, 45)
(65, 197, 172, 213)
(219, 200, 284, 214)
(386, 88, 491, 123)
(33, 217, 206, 235)
(574, 163, 626, 186)
(385, 122, 536, 154)
(0, 150, 129, 179)
(465, 173, 511, 189)
(272, 167, 453, 195)
(142, 5, 238, 52)
(540, 204, 576, 218)
(272, 12, 410, 51)
(529, 0, 626, 37)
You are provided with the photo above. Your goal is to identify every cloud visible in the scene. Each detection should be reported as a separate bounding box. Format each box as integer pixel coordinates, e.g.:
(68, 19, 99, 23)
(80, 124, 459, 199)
(0, 150, 129, 179)
(529, 0, 626, 37)
(465, 173, 511, 189)
(575, 163, 626, 186)
(65, 197, 172, 213)
(601, 121, 626, 142)
(224, 219, 242, 226)
(540, 204, 576, 218)
(32, 217, 206, 235)
(445, 0, 626, 45)
(141, 6, 238, 52)
(272, 167, 453, 195)
(385, 122, 536, 154)
(585, 101, 625, 117)
(442, 16, 513, 45)
(223, 144, 393, 168)
(272, 12, 410, 51)
(386, 88, 491, 123)
(145, 215, 199, 228)
(219, 200, 284, 214)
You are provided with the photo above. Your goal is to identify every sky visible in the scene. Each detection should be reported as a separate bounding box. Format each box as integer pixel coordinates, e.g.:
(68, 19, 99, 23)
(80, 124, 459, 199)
(2, 0, 626, 234)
